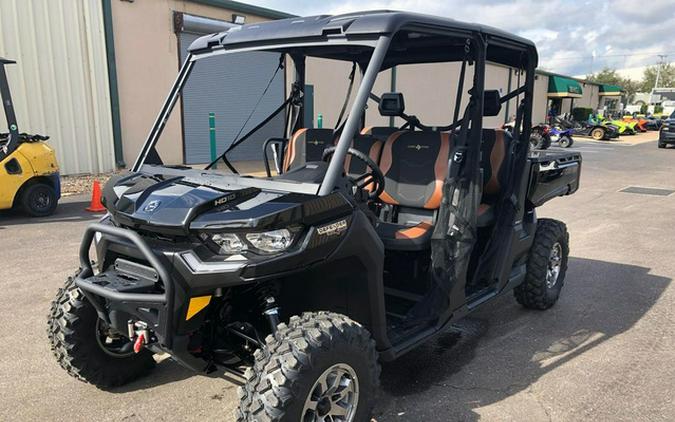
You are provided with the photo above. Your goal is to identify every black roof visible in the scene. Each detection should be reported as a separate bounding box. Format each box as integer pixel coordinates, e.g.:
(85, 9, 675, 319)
(188, 10, 537, 68)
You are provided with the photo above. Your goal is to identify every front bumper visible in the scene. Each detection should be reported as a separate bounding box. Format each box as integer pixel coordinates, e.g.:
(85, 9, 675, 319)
(659, 128, 675, 143)
(74, 223, 247, 371)
(73, 215, 353, 370)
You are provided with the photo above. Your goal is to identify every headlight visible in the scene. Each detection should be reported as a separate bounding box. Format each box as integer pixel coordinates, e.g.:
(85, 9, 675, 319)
(211, 233, 246, 254)
(206, 228, 296, 255)
(246, 229, 294, 254)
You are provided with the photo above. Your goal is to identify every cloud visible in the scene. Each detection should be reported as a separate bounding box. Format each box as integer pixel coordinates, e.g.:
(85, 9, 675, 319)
(250, 0, 675, 79)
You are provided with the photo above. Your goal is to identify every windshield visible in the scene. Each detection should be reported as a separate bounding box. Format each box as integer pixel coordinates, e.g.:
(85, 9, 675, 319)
(137, 42, 379, 180)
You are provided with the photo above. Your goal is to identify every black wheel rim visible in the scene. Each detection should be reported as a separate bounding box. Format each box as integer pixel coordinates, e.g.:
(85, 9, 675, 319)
(31, 188, 51, 211)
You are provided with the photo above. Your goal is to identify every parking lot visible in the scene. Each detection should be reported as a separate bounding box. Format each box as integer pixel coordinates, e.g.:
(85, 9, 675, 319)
(1, 136, 674, 421)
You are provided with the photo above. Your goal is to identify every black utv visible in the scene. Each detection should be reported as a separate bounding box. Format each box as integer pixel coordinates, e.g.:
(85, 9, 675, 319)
(48, 11, 581, 422)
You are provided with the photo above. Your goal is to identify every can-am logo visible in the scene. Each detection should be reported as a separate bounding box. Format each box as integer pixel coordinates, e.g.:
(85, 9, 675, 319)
(143, 200, 161, 212)
(317, 219, 348, 236)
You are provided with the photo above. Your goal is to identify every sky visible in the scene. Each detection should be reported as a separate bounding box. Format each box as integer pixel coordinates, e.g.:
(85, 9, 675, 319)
(248, 0, 675, 80)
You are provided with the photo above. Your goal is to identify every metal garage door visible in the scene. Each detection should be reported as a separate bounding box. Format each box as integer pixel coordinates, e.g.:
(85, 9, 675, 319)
(177, 16, 285, 164)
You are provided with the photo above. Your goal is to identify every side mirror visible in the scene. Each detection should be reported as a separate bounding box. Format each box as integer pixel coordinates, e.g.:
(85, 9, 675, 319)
(483, 90, 502, 116)
(379, 93, 405, 116)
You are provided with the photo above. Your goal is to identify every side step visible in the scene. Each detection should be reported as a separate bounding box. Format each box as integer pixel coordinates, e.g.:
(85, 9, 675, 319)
(384, 287, 423, 302)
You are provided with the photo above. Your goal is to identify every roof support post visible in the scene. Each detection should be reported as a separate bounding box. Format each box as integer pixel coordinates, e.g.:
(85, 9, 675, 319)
(290, 54, 305, 133)
(319, 35, 391, 196)
(132, 56, 194, 172)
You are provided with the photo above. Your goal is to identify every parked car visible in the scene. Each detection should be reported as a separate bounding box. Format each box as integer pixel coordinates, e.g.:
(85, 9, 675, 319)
(658, 110, 675, 148)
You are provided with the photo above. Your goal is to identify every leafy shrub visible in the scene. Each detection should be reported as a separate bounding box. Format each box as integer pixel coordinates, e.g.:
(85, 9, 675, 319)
(572, 107, 594, 122)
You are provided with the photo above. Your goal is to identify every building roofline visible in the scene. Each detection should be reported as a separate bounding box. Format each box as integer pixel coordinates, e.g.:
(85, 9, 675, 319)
(187, 0, 296, 20)
(535, 69, 615, 89)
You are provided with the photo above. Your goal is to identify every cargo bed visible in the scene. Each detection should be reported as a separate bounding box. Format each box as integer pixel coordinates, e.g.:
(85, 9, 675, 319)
(527, 150, 582, 207)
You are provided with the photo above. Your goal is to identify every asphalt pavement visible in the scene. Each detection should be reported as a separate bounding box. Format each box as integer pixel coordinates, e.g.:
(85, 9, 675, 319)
(0, 136, 673, 421)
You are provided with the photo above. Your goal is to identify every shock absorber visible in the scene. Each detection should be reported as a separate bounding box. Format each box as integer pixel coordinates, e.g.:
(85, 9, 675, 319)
(261, 296, 281, 335)
(255, 283, 281, 334)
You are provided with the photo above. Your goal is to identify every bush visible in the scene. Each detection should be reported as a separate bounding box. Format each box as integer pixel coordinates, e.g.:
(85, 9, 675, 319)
(654, 105, 664, 114)
(640, 103, 648, 114)
(572, 107, 594, 122)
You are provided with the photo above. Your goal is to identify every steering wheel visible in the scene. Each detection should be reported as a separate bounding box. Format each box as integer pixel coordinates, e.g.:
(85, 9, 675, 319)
(322, 146, 385, 200)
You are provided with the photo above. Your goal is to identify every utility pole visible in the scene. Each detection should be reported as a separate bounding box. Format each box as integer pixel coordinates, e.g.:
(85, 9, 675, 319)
(650, 54, 667, 105)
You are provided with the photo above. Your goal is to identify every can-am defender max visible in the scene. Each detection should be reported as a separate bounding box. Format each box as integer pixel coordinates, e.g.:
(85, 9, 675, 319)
(48, 11, 581, 422)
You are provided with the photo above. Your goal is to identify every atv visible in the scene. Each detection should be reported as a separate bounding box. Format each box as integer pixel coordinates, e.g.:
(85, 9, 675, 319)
(47, 11, 581, 421)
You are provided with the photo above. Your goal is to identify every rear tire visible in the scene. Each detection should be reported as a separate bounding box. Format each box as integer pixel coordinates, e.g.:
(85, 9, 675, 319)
(236, 311, 380, 422)
(515, 219, 569, 310)
(530, 132, 551, 150)
(658, 142, 666, 149)
(20, 182, 57, 217)
(47, 274, 156, 388)
(590, 128, 605, 140)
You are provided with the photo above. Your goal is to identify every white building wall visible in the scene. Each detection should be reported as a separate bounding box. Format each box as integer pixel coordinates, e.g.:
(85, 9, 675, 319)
(0, 0, 115, 175)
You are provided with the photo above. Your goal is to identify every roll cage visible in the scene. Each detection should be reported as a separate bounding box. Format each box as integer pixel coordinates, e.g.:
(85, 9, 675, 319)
(133, 11, 538, 189)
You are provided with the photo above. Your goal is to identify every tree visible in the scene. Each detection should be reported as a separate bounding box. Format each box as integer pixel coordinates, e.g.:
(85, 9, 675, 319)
(586, 67, 639, 102)
(586, 68, 623, 85)
(640, 63, 675, 92)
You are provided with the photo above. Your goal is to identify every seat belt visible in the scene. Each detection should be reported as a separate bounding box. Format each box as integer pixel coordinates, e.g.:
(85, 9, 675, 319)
(334, 62, 357, 131)
(206, 79, 301, 172)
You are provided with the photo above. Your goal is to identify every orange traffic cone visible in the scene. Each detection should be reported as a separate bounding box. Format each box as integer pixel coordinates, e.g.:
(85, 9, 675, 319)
(86, 180, 106, 212)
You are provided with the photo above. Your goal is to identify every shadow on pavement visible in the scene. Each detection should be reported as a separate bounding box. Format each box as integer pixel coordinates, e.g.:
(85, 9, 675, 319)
(110, 357, 195, 393)
(111, 356, 244, 394)
(374, 257, 670, 421)
(0, 199, 102, 227)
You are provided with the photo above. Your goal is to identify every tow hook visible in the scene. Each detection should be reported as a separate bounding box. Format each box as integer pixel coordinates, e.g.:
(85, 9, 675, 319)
(133, 332, 146, 353)
(127, 320, 151, 353)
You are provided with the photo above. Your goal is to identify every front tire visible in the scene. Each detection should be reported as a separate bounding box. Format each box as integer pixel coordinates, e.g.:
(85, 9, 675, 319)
(47, 275, 156, 388)
(515, 219, 569, 310)
(658, 142, 666, 149)
(236, 312, 380, 422)
(559, 135, 573, 148)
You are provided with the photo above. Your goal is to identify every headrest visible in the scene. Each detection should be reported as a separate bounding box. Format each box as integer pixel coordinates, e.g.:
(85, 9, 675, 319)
(379, 93, 405, 117)
(483, 90, 502, 117)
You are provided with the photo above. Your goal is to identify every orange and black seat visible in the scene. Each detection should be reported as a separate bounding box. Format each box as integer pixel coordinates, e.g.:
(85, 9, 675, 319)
(376, 130, 452, 250)
(361, 126, 399, 142)
(282, 128, 335, 172)
(477, 128, 510, 226)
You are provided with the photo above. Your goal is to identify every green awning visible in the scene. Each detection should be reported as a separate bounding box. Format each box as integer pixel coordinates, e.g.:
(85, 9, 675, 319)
(548, 75, 583, 98)
(599, 84, 622, 96)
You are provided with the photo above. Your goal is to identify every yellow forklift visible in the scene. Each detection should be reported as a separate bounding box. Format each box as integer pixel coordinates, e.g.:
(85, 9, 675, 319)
(0, 57, 60, 216)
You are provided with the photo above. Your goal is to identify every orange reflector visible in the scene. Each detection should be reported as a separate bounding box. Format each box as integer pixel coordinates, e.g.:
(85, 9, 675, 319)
(186, 295, 212, 320)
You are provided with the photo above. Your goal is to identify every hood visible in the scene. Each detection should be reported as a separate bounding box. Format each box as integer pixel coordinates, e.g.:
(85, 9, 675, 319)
(101, 171, 342, 235)
(103, 173, 267, 232)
